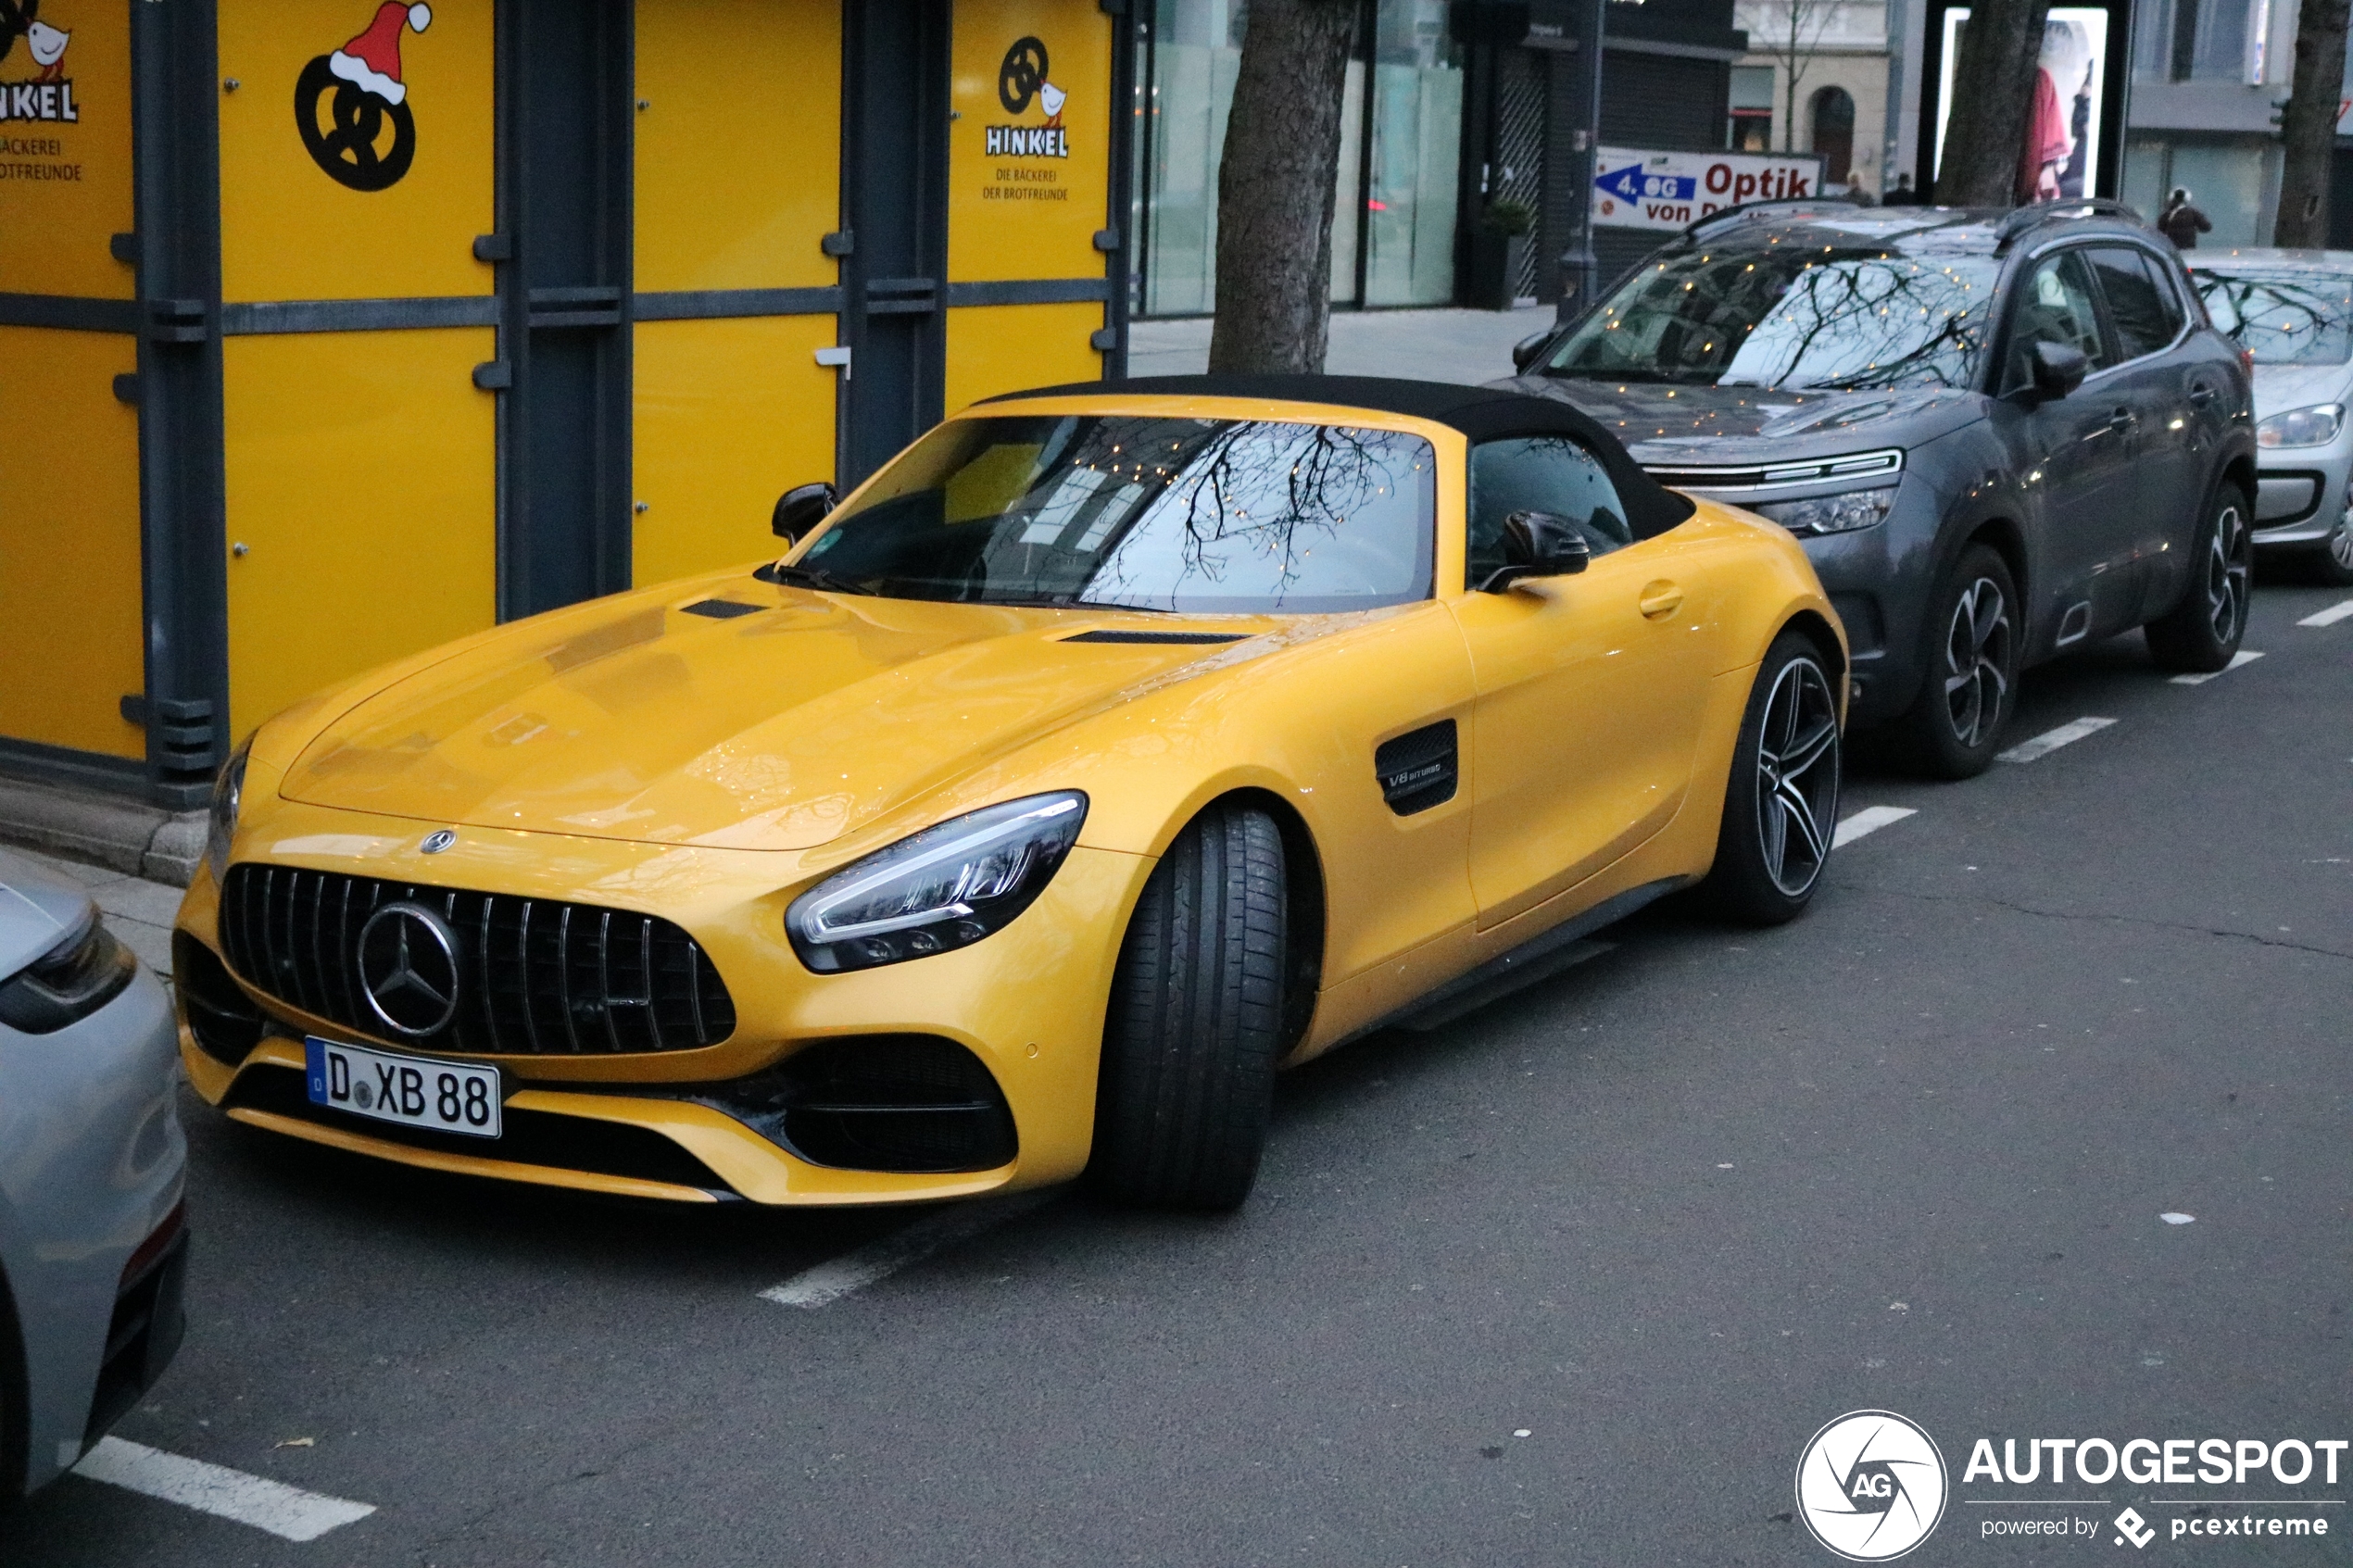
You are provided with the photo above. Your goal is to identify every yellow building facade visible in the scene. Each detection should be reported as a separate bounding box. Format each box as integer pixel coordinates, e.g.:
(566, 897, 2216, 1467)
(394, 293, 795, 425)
(1, 0, 1132, 805)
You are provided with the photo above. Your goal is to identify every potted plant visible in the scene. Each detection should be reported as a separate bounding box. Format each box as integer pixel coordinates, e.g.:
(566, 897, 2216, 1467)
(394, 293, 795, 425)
(1467, 197, 1536, 311)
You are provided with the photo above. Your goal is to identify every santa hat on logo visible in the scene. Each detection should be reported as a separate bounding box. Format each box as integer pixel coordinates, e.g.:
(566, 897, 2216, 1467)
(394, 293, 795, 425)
(328, 3, 432, 107)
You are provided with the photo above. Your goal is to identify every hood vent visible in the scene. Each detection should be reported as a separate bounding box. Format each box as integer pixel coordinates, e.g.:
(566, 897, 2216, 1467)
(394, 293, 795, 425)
(1060, 629, 1247, 646)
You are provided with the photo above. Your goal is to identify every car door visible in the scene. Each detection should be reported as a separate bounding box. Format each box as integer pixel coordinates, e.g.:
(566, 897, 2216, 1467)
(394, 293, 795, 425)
(1999, 246, 2140, 644)
(2084, 244, 2199, 621)
(1447, 435, 1718, 931)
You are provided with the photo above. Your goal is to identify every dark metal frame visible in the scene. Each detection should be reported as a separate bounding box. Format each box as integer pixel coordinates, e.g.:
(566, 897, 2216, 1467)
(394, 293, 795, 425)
(1914, 0, 2133, 202)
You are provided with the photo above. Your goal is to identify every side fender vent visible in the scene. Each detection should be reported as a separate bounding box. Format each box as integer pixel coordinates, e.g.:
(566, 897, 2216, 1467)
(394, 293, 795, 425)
(1374, 720, 1458, 816)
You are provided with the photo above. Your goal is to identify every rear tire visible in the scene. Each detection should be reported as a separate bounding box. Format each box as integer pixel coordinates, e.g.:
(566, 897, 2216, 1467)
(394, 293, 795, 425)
(1089, 801, 1287, 1210)
(1698, 631, 1843, 925)
(2145, 479, 2252, 671)
(1897, 544, 2020, 779)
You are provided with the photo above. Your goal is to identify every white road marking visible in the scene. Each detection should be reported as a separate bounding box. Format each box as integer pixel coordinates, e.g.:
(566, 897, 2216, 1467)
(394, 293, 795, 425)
(2160, 1211, 2196, 1225)
(2297, 597, 2353, 627)
(1832, 806, 1918, 847)
(760, 1192, 1054, 1310)
(1996, 717, 2116, 764)
(2169, 650, 2264, 685)
(72, 1437, 376, 1542)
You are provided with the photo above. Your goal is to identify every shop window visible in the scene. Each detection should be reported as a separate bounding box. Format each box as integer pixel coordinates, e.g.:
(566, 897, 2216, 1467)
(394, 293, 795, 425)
(1728, 65, 1775, 152)
(1809, 86, 1855, 183)
(2134, 0, 2269, 82)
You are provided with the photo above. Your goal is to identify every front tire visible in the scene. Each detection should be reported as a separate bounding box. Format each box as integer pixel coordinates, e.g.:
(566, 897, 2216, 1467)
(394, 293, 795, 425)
(1089, 801, 1288, 1210)
(1698, 631, 1843, 925)
(2306, 501, 2353, 586)
(2145, 480, 2252, 671)
(1898, 544, 2020, 779)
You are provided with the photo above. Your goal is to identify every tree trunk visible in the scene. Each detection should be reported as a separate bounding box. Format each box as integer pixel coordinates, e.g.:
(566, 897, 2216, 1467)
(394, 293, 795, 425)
(1932, 0, 2054, 206)
(1206, 0, 1359, 374)
(2274, 0, 2351, 246)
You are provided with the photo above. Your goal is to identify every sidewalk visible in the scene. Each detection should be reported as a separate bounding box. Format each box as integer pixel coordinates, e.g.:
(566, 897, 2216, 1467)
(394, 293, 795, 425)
(1127, 304, 1556, 384)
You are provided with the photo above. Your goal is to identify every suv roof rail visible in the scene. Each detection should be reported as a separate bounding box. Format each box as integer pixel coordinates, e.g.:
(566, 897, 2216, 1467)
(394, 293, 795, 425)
(1994, 197, 2147, 245)
(1680, 195, 1869, 240)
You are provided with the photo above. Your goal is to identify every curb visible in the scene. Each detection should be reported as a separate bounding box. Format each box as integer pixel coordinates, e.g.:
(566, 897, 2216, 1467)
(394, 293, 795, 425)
(0, 777, 206, 888)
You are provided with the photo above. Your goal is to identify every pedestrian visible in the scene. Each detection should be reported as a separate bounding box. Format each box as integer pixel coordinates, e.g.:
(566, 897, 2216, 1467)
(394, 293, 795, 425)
(2158, 187, 2212, 249)
(1882, 172, 1922, 207)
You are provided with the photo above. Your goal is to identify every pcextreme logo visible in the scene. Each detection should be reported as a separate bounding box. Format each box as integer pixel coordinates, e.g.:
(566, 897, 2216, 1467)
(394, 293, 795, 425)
(0, 0, 79, 125)
(1796, 1411, 1950, 1562)
(985, 34, 1068, 159)
(296, 1, 433, 192)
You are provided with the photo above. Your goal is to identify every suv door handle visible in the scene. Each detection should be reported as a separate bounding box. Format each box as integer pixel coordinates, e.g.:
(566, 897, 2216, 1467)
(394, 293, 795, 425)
(2107, 407, 2136, 432)
(2186, 383, 2217, 407)
(1639, 581, 1683, 619)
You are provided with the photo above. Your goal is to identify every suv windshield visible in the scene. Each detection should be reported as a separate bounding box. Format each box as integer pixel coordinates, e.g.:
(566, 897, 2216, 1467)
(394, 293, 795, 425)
(1538, 247, 2002, 390)
(795, 415, 1436, 613)
(2192, 267, 2353, 366)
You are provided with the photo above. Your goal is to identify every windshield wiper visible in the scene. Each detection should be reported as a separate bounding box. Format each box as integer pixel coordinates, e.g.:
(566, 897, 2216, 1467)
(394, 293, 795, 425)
(759, 560, 878, 596)
(978, 595, 1175, 613)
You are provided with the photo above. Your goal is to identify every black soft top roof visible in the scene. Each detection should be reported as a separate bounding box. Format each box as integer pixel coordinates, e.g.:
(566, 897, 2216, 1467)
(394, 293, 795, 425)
(983, 373, 1697, 538)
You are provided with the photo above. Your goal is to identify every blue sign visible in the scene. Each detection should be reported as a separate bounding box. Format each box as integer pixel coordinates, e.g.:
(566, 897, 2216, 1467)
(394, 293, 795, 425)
(1597, 163, 1699, 204)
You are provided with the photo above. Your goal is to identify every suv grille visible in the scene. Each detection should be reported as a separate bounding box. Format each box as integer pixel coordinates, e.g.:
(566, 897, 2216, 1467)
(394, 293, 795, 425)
(218, 864, 736, 1056)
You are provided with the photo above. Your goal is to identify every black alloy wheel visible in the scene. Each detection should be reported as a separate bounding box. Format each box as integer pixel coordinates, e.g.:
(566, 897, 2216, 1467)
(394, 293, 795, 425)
(1698, 629, 1843, 925)
(1900, 544, 2020, 779)
(1089, 801, 1288, 1210)
(2146, 482, 2253, 672)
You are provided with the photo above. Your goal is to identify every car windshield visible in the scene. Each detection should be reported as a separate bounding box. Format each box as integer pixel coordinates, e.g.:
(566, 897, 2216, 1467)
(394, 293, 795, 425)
(2192, 267, 2353, 366)
(795, 414, 1437, 613)
(1538, 247, 2001, 390)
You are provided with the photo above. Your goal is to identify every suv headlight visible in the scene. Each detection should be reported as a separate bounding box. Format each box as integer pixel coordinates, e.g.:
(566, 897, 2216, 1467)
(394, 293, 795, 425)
(206, 737, 250, 883)
(786, 792, 1088, 973)
(2256, 403, 2345, 448)
(1751, 484, 1898, 536)
(0, 911, 137, 1035)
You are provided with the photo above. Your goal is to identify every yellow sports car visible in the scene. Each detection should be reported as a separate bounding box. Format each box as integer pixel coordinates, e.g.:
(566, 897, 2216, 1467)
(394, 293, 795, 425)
(173, 376, 1844, 1211)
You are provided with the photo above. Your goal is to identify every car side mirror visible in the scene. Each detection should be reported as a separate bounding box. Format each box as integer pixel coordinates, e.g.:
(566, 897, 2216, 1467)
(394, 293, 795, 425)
(2029, 341, 2089, 400)
(773, 482, 836, 543)
(1479, 510, 1592, 592)
(1511, 330, 1554, 373)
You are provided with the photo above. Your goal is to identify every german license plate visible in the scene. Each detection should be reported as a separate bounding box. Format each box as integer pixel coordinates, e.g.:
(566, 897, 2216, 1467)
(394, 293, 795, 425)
(305, 1037, 501, 1139)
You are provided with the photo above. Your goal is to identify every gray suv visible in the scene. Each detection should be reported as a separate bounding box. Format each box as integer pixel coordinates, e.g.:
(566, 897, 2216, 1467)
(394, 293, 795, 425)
(1502, 200, 2257, 775)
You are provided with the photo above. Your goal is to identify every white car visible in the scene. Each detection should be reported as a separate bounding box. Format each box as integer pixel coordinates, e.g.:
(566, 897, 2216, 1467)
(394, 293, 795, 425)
(0, 848, 187, 1498)
(2190, 249, 2353, 584)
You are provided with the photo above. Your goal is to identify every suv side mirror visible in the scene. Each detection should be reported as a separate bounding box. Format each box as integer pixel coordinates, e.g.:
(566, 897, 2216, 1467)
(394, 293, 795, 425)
(772, 482, 837, 542)
(1479, 509, 1592, 592)
(1511, 330, 1554, 373)
(2029, 340, 2089, 400)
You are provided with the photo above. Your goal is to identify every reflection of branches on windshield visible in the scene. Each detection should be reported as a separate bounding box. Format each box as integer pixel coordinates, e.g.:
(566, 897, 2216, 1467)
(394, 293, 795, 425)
(1087, 422, 1411, 609)
(1735, 259, 1989, 389)
(2196, 274, 2351, 363)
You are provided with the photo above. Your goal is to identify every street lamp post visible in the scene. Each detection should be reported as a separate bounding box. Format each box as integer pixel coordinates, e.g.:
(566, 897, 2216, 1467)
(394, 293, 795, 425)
(1558, 0, 1607, 321)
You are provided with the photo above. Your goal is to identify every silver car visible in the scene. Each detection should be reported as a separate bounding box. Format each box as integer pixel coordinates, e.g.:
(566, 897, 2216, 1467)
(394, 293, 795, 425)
(0, 848, 187, 1498)
(2189, 249, 2353, 584)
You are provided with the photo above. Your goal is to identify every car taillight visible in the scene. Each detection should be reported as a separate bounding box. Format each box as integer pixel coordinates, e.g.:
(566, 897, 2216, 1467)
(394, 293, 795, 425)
(2240, 345, 2255, 377)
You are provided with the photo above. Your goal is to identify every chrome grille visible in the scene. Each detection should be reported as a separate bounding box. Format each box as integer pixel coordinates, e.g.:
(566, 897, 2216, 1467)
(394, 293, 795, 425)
(217, 864, 736, 1055)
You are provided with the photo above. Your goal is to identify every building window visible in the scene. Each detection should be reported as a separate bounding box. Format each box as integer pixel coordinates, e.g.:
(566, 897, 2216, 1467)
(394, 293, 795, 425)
(1729, 63, 1775, 151)
(2133, 0, 2271, 82)
(1810, 85, 1855, 182)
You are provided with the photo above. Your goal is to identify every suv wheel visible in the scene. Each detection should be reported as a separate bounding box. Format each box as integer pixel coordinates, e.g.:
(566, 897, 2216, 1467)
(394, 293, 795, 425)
(2146, 480, 2252, 672)
(1900, 544, 2020, 779)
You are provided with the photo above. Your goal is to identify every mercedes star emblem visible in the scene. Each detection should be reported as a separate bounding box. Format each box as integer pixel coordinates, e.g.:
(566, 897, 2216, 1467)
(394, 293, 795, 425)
(420, 828, 457, 854)
(357, 901, 461, 1036)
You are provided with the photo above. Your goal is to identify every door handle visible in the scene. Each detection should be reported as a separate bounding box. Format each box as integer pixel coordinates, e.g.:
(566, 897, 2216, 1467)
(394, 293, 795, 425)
(2107, 407, 2135, 433)
(1639, 581, 1683, 619)
(2186, 383, 2217, 407)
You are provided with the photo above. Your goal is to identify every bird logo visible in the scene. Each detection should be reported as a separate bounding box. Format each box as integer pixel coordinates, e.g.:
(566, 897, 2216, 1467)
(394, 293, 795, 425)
(25, 18, 66, 81)
(987, 35, 1071, 159)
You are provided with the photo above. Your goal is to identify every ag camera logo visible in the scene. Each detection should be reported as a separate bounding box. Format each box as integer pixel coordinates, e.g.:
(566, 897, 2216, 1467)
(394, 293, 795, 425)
(1796, 1410, 1949, 1561)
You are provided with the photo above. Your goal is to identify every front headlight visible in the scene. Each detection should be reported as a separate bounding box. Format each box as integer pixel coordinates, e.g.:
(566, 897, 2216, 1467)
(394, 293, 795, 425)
(1751, 484, 1898, 536)
(2257, 403, 2345, 447)
(206, 737, 250, 883)
(786, 792, 1088, 972)
(0, 911, 137, 1035)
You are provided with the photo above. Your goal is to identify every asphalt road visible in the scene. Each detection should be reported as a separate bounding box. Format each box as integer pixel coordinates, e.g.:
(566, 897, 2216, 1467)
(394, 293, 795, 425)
(8, 577, 2349, 1568)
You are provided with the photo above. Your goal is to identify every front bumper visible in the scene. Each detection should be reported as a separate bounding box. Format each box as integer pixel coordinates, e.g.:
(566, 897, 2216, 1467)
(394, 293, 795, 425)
(2251, 453, 2350, 546)
(0, 967, 187, 1496)
(175, 801, 1148, 1207)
